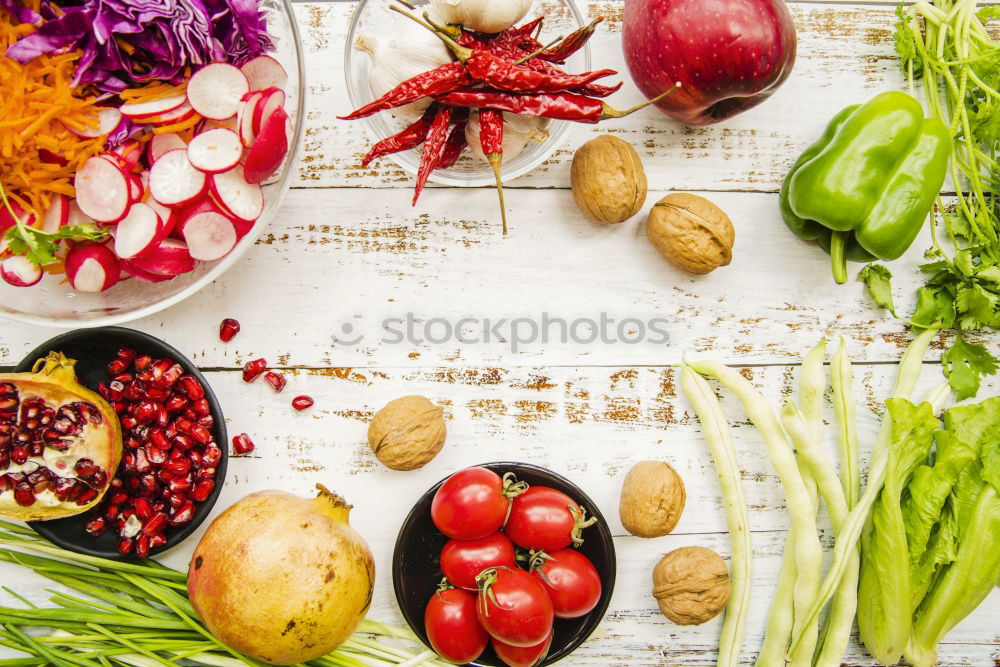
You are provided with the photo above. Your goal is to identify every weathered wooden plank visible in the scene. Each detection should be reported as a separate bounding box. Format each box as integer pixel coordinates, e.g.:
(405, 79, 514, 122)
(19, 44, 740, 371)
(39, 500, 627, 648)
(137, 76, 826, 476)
(295, 1, 906, 191)
(0, 189, 974, 368)
(4, 363, 996, 664)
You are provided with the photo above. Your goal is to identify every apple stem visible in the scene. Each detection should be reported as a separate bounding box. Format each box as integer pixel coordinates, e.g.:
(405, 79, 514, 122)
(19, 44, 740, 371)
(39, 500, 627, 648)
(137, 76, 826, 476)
(600, 82, 682, 120)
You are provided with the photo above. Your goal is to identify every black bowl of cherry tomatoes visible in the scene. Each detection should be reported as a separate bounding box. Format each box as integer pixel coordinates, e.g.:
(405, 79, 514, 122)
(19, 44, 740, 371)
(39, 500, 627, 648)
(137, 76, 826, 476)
(392, 462, 616, 666)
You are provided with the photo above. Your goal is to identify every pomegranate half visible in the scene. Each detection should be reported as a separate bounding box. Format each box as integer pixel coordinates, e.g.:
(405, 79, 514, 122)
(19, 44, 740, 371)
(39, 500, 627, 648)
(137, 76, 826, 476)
(188, 484, 375, 665)
(0, 352, 122, 521)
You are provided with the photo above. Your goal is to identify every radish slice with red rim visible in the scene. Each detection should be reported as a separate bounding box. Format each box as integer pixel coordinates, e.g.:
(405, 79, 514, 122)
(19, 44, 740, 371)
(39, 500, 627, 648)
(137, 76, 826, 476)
(238, 91, 264, 147)
(149, 102, 196, 126)
(127, 239, 197, 276)
(187, 128, 244, 173)
(65, 244, 121, 292)
(120, 259, 171, 283)
(180, 208, 238, 261)
(40, 194, 70, 233)
(0, 256, 43, 287)
(212, 167, 263, 221)
(241, 56, 288, 92)
(149, 133, 187, 163)
(75, 156, 131, 222)
(252, 87, 285, 135)
(244, 107, 289, 185)
(70, 108, 123, 138)
(149, 149, 206, 207)
(114, 203, 165, 259)
(121, 93, 188, 119)
(187, 64, 250, 120)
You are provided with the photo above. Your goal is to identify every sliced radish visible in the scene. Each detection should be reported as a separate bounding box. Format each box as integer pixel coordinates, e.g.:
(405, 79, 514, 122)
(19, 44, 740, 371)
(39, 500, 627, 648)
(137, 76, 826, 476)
(238, 91, 264, 147)
(121, 93, 187, 119)
(113, 142, 143, 172)
(114, 203, 166, 259)
(241, 55, 288, 92)
(179, 206, 237, 261)
(149, 133, 187, 164)
(187, 63, 249, 120)
(187, 128, 243, 173)
(38, 149, 68, 166)
(127, 239, 197, 276)
(211, 167, 263, 221)
(244, 107, 289, 185)
(149, 102, 196, 127)
(66, 200, 93, 227)
(0, 200, 35, 233)
(65, 244, 120, 292)
(149, 149, 206, 207)
(0, 256, 42, 287)
(70, 108, 123, 138)
(128, 174, 144, 202)
(120, 259, 171, 283)
(251, 88, 285, 136)
(40, 194, 70, 233)
(75, 156, 131, 222)
(142, 172, 173, 224)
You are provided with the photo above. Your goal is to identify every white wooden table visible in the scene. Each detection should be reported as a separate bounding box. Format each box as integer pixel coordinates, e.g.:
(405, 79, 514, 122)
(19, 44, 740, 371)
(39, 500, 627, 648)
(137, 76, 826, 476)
(2, 0, 999, 664)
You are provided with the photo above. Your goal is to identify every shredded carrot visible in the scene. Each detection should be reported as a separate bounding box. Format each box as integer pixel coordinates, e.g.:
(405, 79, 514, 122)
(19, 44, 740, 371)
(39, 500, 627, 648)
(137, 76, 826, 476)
(119, 81, 187, 103)
(1, 9, 108, 222)
(152, 114, 202, 135)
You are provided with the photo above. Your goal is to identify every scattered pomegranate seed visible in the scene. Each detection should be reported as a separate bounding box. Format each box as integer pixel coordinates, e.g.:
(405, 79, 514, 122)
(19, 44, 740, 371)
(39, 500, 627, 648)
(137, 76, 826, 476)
(118, 537, 134, 554)
(291, 395, 314, 411)
(232, 433, 255, 455)
(263, 372, 286, 393)
(242, 358, 268, 383)
(219, 318, 241, 342)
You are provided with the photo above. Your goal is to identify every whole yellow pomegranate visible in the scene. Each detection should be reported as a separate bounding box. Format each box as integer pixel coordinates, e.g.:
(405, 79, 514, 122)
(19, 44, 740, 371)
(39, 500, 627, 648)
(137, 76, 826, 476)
(187, 485, 375, 664)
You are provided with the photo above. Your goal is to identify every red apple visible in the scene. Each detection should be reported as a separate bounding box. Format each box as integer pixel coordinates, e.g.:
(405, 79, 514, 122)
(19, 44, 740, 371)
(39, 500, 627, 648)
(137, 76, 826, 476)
(622, 0, 797, 125)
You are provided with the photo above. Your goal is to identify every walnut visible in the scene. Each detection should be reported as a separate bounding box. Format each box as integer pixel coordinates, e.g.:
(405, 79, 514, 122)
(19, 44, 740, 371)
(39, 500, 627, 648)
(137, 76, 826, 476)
(645, 193, 735, 274)
(570, 135, 648, 224)
(367, 395, 446, 471)
(652, 546, 731, 625)
(619, 460, 686, 538)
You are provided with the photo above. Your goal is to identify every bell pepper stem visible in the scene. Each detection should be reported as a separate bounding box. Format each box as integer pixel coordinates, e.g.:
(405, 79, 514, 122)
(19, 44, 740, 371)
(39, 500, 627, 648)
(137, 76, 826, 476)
(830, 231, 849, 285)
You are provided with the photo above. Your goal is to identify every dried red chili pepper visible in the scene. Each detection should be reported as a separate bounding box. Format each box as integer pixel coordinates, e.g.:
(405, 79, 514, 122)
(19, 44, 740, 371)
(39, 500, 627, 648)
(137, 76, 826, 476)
(413, 105, 454, 204)
(339, 63, 473, 120)
(521, 59, 623, 97)
(539, 17, 603, 63)
(361, 104, 439, 167)
(465, 50, 616, 94)
(478, 108, 508, 234)
(488, 16, 545, 54)
(440, 85, 680, 123)
(437, 109, 469, 170)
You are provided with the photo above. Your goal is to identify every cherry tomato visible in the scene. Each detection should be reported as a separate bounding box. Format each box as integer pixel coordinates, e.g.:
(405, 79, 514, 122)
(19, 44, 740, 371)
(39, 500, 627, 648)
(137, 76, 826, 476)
(424, 587, 489, 664)
(476, 567, 553, 648)
(492, 629, 554, 667)
(431, 467, 514, 540)
(504, 486, 596, 551)
(441, 532, 516, 590)
(531, 548, 602, 618)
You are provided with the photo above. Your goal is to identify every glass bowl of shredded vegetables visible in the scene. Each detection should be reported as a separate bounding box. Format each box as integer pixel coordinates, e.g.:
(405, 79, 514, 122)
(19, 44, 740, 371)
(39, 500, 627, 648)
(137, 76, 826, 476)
(0, 0, 304, 326)
(344, 0, 591, 188)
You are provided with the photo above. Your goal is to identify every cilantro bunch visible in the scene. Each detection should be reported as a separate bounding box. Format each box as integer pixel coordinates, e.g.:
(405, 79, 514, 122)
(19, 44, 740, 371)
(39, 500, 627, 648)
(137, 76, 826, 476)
(863, 0, 999, 400)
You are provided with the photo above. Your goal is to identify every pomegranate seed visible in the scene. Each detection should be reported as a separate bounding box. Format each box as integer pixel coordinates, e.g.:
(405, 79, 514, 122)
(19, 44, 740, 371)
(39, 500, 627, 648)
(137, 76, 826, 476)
(134, 448, 151, 473)
(242, 358, 268, 383)
(219, 318, 241, 342)
(191, 479, 215, 502)
(149, 429, 170, 451)
(13, 483, 35, 506)
(146, 445, 167, 465)
(232, 433, 255, 455)
(292, 395, 314, 411)
(163, 459, 191, 476)
(196, 466, 216, 481)
(11, 446, 28, 464)
(110, 490, 128, 506)
(140, 473, 159, 494)
(172, 433, 195, 451)
(145, 387, 169, 402)
(105, 504, 120, 520)
(158, 364, 184, 389)
(148, 533, 168, 548)
(202, 446, 222, 466)
(107, 381, 125, 401)
(120, 416, 138, 430)
(191, 398, 211, 417)
(113, 373, 134, 385)
(107, 358, 127, 375)
(190, 424, 212, 445)
(165, 394, 188, 413)
(135, 535, 150, 558)
(142, 513, 167, 536)
(134, 402, 157, 425)
(263, 372, 286, 393)
(85, 516, 109, 536)
(173, 417, 194, 434)
(125, 382, 144, 402)
(168, 475, 192, 494)
(74, 458, 99, 478)
(117, 346, 136, 366)
(118, 537, 134, 555)
(75, 488, 97, 505)
(157, 406, 170, 427)
(135, 355, 153, 371)
(196, 414, 215, 430)
(134, 497, 153, 520)
(169, 501, 196, 526)
(178, 376, 205, 400)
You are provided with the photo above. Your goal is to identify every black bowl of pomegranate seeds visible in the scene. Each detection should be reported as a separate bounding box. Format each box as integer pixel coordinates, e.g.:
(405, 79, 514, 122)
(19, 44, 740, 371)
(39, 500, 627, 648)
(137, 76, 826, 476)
(16, 327, 228, 560)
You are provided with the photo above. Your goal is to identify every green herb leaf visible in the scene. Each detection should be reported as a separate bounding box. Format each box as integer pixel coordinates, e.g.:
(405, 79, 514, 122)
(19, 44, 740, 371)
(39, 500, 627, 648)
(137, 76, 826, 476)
(859, 263, 897, 314)
(911, 286, 956, 329)
(2, 224, 109, 268)
(941, 335, 999, 401)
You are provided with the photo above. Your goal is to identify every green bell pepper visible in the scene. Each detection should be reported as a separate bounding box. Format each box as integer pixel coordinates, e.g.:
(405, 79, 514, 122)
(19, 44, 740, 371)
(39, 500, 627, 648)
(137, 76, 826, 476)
(780, 91, 951, 284)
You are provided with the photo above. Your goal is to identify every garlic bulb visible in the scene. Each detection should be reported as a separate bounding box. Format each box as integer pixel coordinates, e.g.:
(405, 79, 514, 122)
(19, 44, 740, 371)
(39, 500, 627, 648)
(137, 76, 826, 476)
(354, 19, 452, 119)
(466, 112, 550, 162)
(430, 0, 533, 34)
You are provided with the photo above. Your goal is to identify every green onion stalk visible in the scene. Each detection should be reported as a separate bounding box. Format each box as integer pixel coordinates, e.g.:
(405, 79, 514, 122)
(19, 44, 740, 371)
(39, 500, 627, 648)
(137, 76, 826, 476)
(0, 521, 449, 667)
